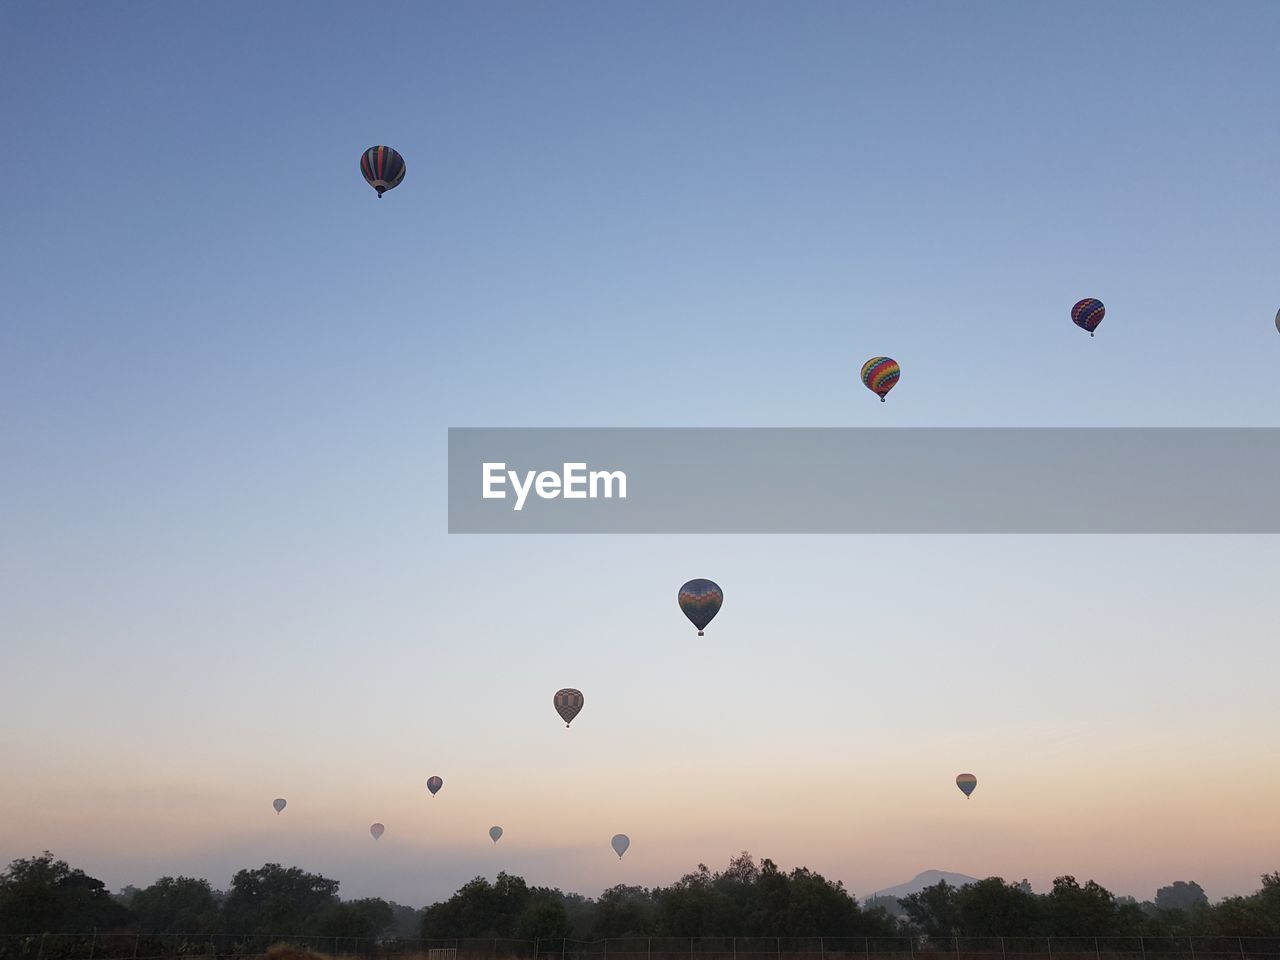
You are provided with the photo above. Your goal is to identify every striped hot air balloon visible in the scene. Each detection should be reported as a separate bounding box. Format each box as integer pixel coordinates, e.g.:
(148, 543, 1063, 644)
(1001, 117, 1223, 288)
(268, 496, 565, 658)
(861, 357, 900, 402)
(678, 579, 723, 636)
(360, 146, 406, 197)
(426, 776, 443, 797)
(554, 688, 584, 727)
(1071, 298, 1105, 336)
(956, 773, 977, 798)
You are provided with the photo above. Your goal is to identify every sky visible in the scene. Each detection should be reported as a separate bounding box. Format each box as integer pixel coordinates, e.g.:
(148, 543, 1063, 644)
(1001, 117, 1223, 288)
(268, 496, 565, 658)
(2, 0, 1280, 910)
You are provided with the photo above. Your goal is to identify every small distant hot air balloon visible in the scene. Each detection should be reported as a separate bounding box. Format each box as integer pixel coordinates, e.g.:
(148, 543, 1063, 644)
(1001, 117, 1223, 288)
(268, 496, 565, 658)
(370, 822, 385, 840)
(272, 798, 286, 815)
(490, 826, 503, 844)
(554, 688, 584, 727)
(1274, 308, 1279, 335)
(678, 579, 723, 636)
(360, 146, 406, 198)
(861, 357, 900, 402)
(956, 773, 978, 798)
(611, 834, 630, 859)
(426, 776, 443, 797)
(1071, 298, 1105, 337)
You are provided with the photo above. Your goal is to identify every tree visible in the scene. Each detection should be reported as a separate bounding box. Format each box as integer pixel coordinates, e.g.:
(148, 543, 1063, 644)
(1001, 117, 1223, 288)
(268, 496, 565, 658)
(953, 878, 1041, 937)
(514, 899, 571, 940)
(900, 880, 961, 939)
(386, 901, 424, 938)
(0, 853, 132, 934)
(1043, 876, 1122, 936)
(314, 898, 395, 938)
(221, 863, 340, 935)
(593, 885, 656, 937)
(130, 877, 221, 933)
(1156, 882, 1208, 913)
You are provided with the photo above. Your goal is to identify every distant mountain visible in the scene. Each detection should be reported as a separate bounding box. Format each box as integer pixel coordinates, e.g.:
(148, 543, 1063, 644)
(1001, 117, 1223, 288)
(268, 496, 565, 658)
(867, 870, 981, 901)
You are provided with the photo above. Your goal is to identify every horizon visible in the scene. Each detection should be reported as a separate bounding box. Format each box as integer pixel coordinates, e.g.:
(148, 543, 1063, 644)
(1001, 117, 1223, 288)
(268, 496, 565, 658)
(3, 0, 1279, 915)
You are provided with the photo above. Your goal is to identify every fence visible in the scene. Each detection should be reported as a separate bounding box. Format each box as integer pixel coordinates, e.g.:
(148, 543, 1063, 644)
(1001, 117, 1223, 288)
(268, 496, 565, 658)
(2, 937, 1279, 960)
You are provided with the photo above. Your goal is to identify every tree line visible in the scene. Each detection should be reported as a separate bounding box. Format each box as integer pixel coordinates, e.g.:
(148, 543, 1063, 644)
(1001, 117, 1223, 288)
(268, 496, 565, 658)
(2, 851, 1278, 941)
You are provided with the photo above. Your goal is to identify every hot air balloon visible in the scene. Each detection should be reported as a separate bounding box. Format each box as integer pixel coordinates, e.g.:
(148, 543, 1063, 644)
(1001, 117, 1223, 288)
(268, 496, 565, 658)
(490, 826, 503, 844)
(360, 146, 406, 198)
(611, 834, 630, 859)
(554, 688, 584, 727)
(861, 357, 900, 402)
(426, 776, 443, 796)
(370, 822, 385, 840)
(678, 579, 723, 636)
(1071, 298, 1105, 337)
(272, 798, 286, 815)
(1274, 308, 1279, 334)
(956, 773, 977, 798)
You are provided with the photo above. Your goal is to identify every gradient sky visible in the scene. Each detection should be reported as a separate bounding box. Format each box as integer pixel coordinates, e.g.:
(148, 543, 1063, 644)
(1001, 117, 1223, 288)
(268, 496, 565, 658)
(2, 1, 1280, 910)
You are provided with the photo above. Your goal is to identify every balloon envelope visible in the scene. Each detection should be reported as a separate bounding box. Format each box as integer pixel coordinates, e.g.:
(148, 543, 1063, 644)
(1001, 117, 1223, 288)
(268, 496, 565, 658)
(611, 834, 630, 858)
(272, 798, 286, 814)
(1275, 308, 1279, 334)
(956, 773, 978, 798)
(554, 688, 584, 727)
(861, 357, 900, 402)
(490, 826, 503, 843)
(370, 822, 385, 840)
(678, 579, 723, 635)
(1071, 298, 1105, 336)
(360, 145, 406, 197)
(426, 776, 443, 796)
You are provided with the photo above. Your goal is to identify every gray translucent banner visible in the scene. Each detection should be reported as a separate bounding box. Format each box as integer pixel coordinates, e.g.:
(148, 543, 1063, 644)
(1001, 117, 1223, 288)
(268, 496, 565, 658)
(447, 428, 1280, 533)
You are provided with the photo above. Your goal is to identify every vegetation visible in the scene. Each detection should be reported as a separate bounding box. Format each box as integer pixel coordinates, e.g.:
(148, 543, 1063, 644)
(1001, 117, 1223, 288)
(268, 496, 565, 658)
(2, 851, 1279, 942)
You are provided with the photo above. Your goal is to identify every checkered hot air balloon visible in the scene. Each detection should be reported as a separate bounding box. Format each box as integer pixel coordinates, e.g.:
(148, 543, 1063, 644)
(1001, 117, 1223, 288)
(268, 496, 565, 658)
(426, 776, 443, 797)
(360, 146, 406, 197)
(554, 688, 584, 727)
(956, 773, 977, 798)
(1071, 298, 1105, 336)
(678, 579, 723, 636)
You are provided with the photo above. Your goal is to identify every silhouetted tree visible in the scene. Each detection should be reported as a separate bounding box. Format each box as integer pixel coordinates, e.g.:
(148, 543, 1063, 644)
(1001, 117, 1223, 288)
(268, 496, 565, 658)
(514, 899, 571, 940)
(129, 877, 221, 933)
(1043, 876, 1123, 936)
(314, 898, 395, 938)
(901, 880, 961, 939)
(1156, 882, 1208, 913)
(953, 878, 1041, 937)
(221, 863, 340, 935)
(0, 853, 132, 934)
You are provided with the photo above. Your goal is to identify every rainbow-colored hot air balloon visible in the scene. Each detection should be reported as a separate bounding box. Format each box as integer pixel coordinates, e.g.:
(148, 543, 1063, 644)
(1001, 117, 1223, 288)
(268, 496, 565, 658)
(861, 357, 900, 402)
(678, 579, 723, 636)
(360, 146, 406, 198)
(554, 688, 584, 727)
(956, 773, 977, 798)
(426, 776, 443, 797)
(1071, 298, 1105, 336)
